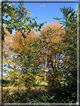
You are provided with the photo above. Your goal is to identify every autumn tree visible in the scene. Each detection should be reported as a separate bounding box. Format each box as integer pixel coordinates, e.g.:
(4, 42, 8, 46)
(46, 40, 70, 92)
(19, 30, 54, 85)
(3, 29, 38, 88)
(36, 21, 65, 87)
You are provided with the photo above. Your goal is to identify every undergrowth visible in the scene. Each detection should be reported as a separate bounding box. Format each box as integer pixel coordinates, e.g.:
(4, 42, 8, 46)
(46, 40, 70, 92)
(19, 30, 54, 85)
(3, 84, 77, 104)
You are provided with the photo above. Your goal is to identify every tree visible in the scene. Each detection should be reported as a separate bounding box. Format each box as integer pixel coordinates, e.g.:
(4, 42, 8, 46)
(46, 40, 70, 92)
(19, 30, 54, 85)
(36, 21, 65, 87)
(2, 2, 46, 40)
(53, 7, 77, 87)
(62, 7, 77, 85)
(53, 6, 77, 30)
(3, 29, 38, 88)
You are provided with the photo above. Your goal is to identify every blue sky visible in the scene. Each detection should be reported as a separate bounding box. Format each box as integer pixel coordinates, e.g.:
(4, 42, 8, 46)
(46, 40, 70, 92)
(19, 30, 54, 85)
(23, 3, 78, 23)
(3, 2, 78, 34)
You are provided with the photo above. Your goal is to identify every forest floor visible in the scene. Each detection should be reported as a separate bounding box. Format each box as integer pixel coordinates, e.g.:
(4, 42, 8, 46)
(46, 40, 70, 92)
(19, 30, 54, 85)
(2, 76, 77, 103)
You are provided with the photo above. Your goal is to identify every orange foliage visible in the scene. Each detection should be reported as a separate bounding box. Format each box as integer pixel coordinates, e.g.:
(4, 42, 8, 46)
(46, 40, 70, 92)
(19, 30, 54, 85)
(40, 21, 64, 58)
(3, 29, 39, 66)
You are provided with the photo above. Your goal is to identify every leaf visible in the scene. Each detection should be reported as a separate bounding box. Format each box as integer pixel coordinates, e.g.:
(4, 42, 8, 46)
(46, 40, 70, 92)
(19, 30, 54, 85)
(49, 95, 55, 100)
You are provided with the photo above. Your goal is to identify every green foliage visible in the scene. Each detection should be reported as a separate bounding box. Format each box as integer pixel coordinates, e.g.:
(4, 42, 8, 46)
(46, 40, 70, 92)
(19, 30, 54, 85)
(21, 71, 36, 88)
(2, 79, 11, 87)
(53, 6, 77, 88)
(2, 2, 46, 40)
(7, 69, 21, 85)
(35, 80, 48, 86)
(53, 6, 77, 29)
(7, 69, 16, 84)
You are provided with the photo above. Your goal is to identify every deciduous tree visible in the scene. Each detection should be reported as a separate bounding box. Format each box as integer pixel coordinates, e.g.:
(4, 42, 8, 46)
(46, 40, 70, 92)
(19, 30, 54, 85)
(2, 2, 45, 40)
(37, 21, 65, 87)
(3, 29, 38, 88)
